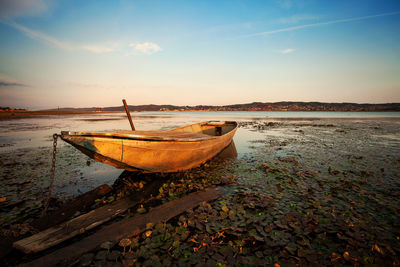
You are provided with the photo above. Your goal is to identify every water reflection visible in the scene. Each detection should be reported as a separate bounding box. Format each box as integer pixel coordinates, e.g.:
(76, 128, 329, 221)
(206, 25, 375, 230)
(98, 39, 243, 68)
(213, 141, 237, 160)
(0, 113, 265, 202)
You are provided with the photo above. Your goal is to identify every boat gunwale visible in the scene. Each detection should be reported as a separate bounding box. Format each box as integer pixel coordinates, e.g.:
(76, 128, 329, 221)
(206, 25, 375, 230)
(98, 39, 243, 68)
(61, 121, 237, 142)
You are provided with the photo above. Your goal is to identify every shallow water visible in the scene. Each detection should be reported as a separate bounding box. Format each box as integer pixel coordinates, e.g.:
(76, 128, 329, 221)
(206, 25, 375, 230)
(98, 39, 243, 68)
(0, 113, 266, 211)
(0, 112, 399, 227)
(143, 111, 400, 118)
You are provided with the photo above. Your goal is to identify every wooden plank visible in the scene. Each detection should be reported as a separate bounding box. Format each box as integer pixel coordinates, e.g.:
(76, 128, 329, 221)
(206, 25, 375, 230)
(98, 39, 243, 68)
(18, 187, 221, 267)
(31, 184, 112, 231)
(0, 184, 112, 260)
(14, 173, 162, 254)
(15, 194, 137, 253)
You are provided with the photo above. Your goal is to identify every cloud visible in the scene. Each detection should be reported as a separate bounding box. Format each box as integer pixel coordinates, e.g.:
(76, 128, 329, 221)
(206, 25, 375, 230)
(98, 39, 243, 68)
(4, 21, 160, 55)
(280, 48, 295, 54)
(0, 81, 26, 87)
(129, 42, 162, 55)
(238, 11, 400, 39)
(0, 0, 51, 19)
(0, 73, 27, 87)
(81, 45, 116, 54)
(275, 14, 320, 25)
(8, 21, 73, 50)
(5, 21, 116, 54)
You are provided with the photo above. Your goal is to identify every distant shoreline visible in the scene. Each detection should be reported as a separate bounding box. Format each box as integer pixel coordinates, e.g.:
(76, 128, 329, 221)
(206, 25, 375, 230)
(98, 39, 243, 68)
(2, 101, 399, 114)
(1, 109, 399, 121)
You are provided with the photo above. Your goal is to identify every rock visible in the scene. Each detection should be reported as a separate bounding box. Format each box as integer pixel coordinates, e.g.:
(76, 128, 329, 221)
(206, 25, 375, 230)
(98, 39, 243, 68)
(79, 253, 94, 266)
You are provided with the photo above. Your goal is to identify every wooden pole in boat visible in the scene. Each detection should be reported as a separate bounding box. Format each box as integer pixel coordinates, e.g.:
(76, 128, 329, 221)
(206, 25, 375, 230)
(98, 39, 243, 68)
(122, 99, 135, 131)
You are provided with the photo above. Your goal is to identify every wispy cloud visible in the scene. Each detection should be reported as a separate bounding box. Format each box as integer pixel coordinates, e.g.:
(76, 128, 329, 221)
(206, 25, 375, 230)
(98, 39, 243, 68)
(275, 14, 320, 25)
(5, 21, 161, 55)
(0, 73, 27, 87)
(8, 21, 73, 49)
(5, 21, 116, 54)
(239, 11, 400, 39)
(0, 81, 27, 87)
(129, 42, 162, 55)
(81, 45, 115, 54)
(280, 48, 295, 54)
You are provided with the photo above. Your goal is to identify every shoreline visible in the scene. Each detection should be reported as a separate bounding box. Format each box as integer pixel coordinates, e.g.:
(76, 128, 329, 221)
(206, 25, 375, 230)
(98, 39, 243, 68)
(0, 110, 399, 121)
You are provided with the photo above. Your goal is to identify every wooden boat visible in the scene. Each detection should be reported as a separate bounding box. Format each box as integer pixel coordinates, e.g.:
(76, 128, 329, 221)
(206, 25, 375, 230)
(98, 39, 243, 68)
(60, 121, 237, 173)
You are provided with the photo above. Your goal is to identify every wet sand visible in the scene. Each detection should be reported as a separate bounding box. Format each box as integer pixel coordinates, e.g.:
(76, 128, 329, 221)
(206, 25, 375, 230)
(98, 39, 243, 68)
(1, 115, 399, 265)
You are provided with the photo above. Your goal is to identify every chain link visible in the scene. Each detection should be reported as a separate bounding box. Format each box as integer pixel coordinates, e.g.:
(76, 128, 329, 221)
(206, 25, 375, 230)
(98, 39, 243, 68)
(42, 133, 59, 216)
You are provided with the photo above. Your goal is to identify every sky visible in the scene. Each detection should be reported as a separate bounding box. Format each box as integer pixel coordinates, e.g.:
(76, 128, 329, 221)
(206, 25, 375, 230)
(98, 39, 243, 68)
(0, 0, 399, 109)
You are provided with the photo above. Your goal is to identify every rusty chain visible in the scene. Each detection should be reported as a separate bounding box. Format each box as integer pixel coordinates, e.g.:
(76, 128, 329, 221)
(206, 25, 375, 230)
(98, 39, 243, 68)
(41, 133, 59, 216)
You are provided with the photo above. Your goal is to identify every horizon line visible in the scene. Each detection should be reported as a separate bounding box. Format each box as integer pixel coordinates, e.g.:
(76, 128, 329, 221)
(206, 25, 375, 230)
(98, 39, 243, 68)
(30, 101, 400, 110)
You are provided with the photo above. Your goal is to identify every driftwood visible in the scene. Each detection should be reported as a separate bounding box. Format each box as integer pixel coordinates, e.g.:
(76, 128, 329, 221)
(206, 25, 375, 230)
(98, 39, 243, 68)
(31, 184, 112, 231)
(18, 187, 221, 267)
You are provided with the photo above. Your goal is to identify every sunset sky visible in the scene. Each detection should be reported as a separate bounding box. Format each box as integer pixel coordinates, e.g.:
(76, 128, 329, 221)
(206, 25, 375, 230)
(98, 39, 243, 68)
(0, 0, 399, 109)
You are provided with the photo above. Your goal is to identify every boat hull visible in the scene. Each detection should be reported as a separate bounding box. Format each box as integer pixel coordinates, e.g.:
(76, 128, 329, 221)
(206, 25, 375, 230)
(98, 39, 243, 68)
(60, 121, 237, 173)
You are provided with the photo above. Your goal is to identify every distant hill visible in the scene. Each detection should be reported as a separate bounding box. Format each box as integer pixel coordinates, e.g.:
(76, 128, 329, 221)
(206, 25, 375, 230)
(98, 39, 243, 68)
(42, 102, 400, 112)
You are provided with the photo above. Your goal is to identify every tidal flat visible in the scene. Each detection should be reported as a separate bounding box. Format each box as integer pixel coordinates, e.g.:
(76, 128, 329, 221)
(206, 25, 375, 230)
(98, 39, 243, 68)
(0, 114, 399, 266)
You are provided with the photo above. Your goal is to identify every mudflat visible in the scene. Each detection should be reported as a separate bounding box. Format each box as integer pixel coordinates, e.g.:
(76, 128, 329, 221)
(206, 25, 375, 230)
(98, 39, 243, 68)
(1, 115, 399, 265)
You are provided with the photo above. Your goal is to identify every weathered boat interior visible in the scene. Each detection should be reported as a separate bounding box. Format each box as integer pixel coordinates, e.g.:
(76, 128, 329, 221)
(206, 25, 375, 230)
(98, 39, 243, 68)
(169, 121, 237, 136)
(61, 121, 237, 141)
